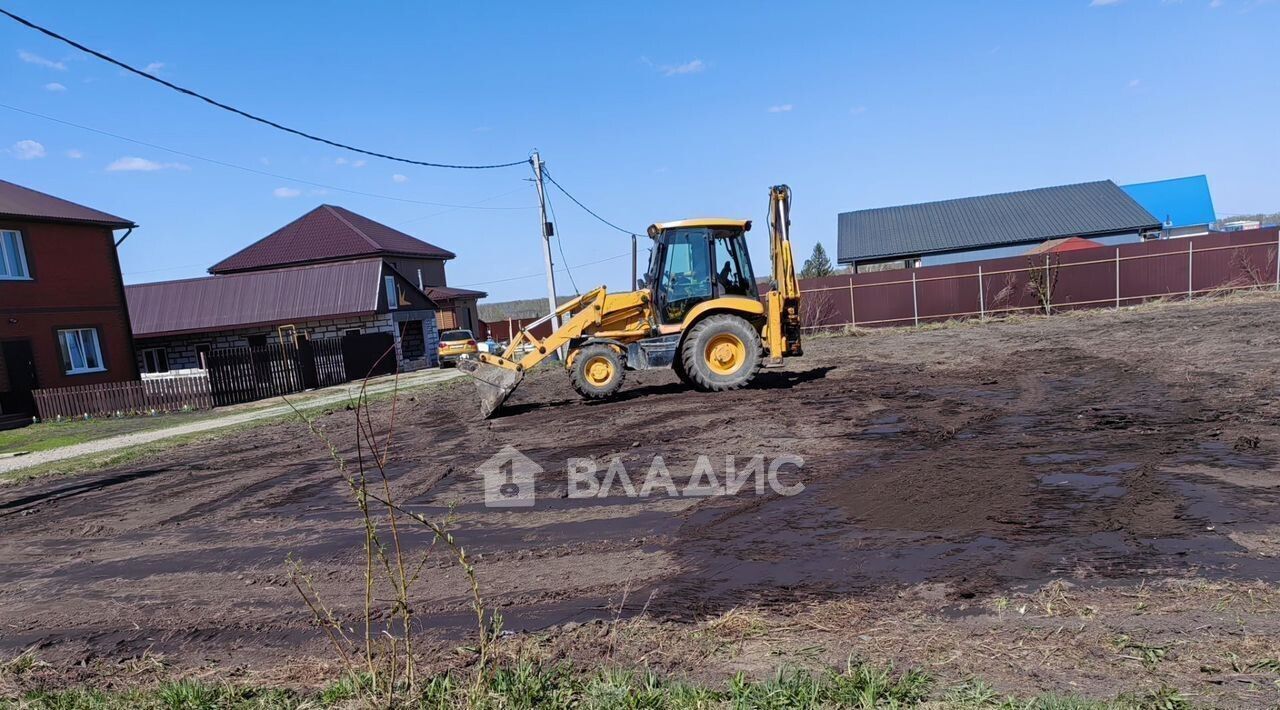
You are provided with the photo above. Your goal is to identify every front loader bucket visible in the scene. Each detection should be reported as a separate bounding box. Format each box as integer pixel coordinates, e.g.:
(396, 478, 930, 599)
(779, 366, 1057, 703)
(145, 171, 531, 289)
(458, 358, 525, 418)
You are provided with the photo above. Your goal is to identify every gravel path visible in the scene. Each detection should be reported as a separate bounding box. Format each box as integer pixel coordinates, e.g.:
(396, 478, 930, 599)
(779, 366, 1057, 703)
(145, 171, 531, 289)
(0, 368, 464, 475)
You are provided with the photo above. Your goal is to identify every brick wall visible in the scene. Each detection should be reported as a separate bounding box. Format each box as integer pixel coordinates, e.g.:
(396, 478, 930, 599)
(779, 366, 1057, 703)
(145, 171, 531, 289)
(392, 309, 439, 371)
(134, 311, 441, 373)
(1, 219, 138, 401)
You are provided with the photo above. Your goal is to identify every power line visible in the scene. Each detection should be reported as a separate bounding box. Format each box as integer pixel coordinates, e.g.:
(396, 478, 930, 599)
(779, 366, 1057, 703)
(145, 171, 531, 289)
(543, 186, 580, 295)
(397, 188, 533, 224)
(0, 103, 537, 213)
(457, 252, 629, 288)
(122, 262, 206, 277)
(0, 7, 530, 170)
(541, 167, 640, 236)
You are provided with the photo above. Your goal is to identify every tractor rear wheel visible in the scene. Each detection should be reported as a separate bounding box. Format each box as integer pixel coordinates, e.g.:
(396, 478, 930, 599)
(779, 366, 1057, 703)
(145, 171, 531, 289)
(570, 344, 626, 400)
(672, 352, 695, 387)
(680, 314, 762, 392)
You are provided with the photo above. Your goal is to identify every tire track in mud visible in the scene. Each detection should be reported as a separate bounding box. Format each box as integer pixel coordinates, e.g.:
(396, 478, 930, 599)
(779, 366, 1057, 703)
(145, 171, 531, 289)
(1, 300, 1279, 671)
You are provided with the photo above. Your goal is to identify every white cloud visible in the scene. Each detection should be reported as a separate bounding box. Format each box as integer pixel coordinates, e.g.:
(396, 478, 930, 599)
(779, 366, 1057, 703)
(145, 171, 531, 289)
(43, 82, 67, 92)
(11, 140, 46, 160)
(65, 149, 83, 159)
(144, 61, 165, 73)
(767, 104, 793, 113)
(258, 157, 270, 165)
(106, 156, 190, 172)
(335, 157, 348, 165)
(17, 50, 65, 70)
(850, 106, 868, 115)
(392, 174, 409, 183)
(352, 159, 366, 168)
(335, 156, 366, 168)
(1128, 78, 1141, 88)
(643, 56, 706, 76)
(1090, 0, 1123, 5)
(273, 187, 302, 198)
(662, 59, 705, 76)
(1209, 0, 1223, 6)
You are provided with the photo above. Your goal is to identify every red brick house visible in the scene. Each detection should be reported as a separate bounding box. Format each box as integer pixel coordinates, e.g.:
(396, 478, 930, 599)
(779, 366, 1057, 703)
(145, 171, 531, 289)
(0, 180, 139, 425)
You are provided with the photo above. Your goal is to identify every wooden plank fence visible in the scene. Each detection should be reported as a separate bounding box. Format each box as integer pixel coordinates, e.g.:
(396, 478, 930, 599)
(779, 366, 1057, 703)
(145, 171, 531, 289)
(32, 373, 214, 420)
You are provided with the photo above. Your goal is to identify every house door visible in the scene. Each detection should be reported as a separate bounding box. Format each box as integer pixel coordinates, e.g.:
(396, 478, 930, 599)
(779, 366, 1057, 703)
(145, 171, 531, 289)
(0, 340, 39, 417)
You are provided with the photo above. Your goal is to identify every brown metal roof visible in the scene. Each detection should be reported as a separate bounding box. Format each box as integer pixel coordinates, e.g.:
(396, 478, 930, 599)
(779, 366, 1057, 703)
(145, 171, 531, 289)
(425, 285, 488, 303)
(127, 259, 388, 338)
(210, 204, 455, 274)
(0, 179, 135, 228)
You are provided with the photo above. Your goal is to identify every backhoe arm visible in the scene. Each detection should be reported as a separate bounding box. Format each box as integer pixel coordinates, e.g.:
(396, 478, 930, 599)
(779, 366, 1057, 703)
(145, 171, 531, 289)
(459, 286, 619, 417)
(764, 185, 803, 364)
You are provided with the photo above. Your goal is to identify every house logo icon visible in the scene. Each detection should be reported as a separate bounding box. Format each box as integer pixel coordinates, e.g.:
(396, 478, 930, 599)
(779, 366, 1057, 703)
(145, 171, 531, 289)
(477, 445, 540, 508)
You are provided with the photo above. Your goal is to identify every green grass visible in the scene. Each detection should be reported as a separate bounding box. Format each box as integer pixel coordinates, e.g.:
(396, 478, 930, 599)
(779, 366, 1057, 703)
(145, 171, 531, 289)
(0, 410, 218, 456)
(0, 412, 296, 485)
(0, 375, 465, 485)
(2, 660, 1191, 709)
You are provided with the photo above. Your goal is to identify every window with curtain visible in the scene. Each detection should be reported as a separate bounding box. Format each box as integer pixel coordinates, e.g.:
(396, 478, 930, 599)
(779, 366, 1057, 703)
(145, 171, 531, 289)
(57, 328, 105, 374)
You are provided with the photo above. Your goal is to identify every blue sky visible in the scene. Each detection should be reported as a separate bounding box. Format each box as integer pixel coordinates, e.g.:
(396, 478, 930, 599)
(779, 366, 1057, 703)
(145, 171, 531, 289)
(2, 0, 1277, 301)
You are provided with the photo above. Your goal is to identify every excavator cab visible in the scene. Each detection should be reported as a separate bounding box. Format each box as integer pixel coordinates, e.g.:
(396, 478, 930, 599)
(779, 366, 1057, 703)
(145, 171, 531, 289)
(645, 221, 757, 324)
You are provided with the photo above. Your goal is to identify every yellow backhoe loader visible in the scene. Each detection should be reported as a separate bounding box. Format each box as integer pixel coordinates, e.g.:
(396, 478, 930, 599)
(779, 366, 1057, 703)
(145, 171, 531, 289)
(459, 185, 803, 417)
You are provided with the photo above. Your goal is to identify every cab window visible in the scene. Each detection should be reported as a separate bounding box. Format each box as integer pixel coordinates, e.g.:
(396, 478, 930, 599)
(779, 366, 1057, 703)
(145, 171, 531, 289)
(657, 229, 712, 323)
(713, 231, 757, 297)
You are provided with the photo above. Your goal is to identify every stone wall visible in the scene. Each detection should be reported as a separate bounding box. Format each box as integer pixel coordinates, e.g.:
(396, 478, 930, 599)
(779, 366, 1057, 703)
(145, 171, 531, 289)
(134, 313, 427, 373)
(391, 309, 440, 372)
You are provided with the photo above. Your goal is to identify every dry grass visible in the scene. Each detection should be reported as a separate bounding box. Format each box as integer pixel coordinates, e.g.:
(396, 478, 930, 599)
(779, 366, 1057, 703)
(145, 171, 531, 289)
(806, 288, 1280, 342)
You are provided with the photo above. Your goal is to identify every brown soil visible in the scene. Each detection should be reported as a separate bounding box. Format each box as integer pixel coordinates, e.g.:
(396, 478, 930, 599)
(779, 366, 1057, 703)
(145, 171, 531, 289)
(2, 294, 1280, 704)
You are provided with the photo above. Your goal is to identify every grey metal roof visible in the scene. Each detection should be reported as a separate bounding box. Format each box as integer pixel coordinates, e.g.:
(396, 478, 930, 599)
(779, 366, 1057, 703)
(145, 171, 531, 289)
(837, 180, 1160, 263)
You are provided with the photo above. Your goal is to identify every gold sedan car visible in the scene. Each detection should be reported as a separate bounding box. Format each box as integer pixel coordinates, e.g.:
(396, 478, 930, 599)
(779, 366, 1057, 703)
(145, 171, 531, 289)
(437, 329, 479, 367)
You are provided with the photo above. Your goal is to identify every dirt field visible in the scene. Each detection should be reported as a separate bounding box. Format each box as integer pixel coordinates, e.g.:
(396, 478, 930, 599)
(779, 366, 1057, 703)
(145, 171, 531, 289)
(3, 294, 1279, 705)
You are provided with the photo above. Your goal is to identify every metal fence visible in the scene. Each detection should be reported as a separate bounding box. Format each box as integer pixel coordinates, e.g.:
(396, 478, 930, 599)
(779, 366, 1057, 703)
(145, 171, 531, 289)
(204, 333, 394, 407)
(33, 373, 213, 420)
(797, 227, 1280, 331)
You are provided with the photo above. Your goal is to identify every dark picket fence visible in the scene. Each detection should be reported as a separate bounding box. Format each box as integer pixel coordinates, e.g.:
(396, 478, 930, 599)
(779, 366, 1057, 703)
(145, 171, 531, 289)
(32, 374, 213, 420)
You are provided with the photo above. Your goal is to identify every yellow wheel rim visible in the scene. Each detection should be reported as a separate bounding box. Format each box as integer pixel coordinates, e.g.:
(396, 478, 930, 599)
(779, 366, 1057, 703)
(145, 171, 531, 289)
(705, 333, 746, 376)
(584, 356, 615, 387)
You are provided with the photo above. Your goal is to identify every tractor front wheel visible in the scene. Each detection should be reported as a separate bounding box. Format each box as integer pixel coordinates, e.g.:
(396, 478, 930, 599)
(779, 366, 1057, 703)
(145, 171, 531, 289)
(569, 344, 626, 400)
(680, 314, 762, 392)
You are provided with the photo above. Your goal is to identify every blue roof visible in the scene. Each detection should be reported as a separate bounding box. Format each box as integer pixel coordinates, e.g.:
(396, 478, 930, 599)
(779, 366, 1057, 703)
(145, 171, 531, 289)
(1121, 175, 1216, 229)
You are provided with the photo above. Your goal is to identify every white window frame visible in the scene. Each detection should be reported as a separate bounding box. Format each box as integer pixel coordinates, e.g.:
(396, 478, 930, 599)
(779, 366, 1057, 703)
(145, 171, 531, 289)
(57, 328, 106, 375)
(0, 229, 32, 280)
(385, 275, 400, 310)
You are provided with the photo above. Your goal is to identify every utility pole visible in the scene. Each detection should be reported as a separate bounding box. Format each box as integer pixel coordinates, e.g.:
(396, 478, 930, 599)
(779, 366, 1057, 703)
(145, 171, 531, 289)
(631, 233, 638, 288)
(531, 151, 560, 338)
